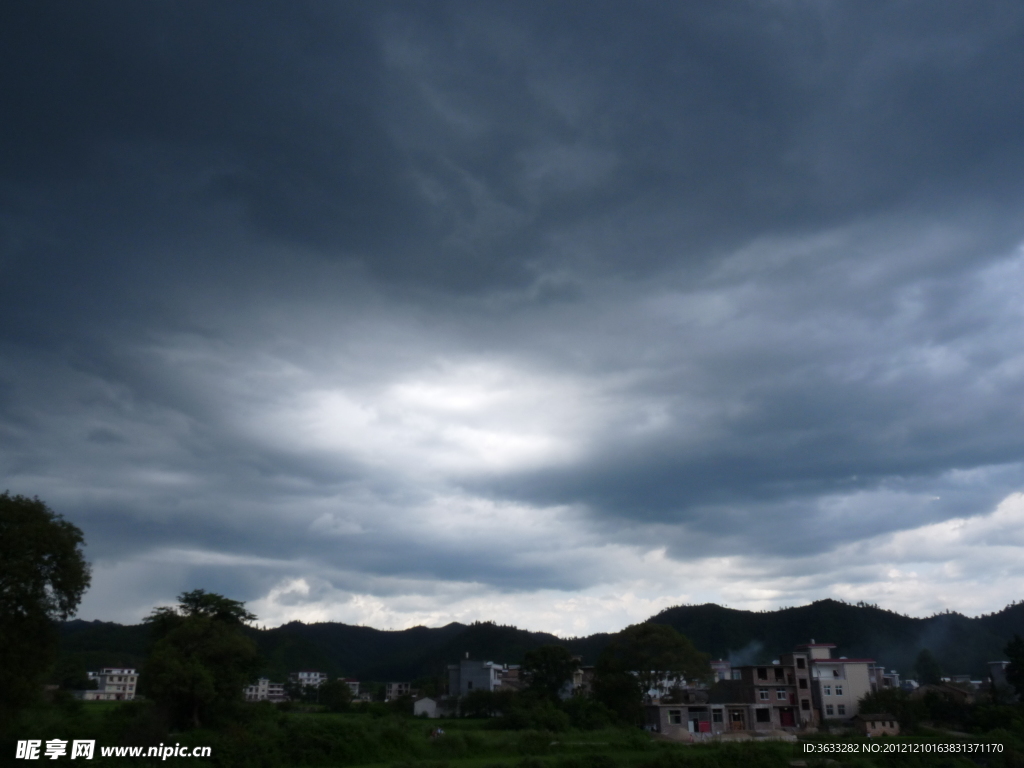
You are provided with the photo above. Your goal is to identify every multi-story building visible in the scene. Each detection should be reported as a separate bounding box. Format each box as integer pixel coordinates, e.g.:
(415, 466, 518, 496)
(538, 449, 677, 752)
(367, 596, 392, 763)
(385, 682, 411, 701)
(644, 653, 815, 737)
(289, 670, 328, 688)
(341, 678, 360, 697)
(798, 641, 874, 720)
(245, 678, 288, 702)
(79, 668, 138, 701)
(869, 665, 901, 692)
(497, 665, 523, 692)
(447, 658, 502, 697)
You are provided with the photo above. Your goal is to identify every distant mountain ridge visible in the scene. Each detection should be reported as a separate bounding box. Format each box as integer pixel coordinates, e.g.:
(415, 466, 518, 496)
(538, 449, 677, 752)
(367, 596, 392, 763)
(58, 598, 1024, 682)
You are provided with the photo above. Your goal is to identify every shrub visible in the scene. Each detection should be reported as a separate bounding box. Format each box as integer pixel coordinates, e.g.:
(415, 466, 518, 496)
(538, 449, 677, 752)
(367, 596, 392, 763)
(517, 729, 557, 755)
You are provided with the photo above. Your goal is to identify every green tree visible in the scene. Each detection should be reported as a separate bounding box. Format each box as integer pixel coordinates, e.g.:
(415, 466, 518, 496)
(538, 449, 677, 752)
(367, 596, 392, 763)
(857, 687, 925, 730)
(319, 678, 353, 712)
(522, 644, 580, 701)
(914, 648, 943, 685)
(601, 623, 710, 695)
(1004, 634, 1024, 700)
(590, 663, 643, 725)
(140, 590, 260, 728)
(592, 623, 710, 725)
(0, 493, 91, 720)
(51, 656, 97, 691)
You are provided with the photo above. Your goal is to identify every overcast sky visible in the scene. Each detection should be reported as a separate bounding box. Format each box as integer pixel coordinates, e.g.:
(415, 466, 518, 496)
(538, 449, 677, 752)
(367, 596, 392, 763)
(4, 1, 1024, 634)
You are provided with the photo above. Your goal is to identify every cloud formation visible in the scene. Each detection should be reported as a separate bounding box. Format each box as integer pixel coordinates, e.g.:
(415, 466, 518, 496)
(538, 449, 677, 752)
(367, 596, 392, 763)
(3, 1, 1024, 632)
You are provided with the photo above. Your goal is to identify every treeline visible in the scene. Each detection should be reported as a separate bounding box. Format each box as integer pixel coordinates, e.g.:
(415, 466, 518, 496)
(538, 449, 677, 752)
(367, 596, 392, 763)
(647, 599, 1024, 677)
(58, 598, 1024, 682)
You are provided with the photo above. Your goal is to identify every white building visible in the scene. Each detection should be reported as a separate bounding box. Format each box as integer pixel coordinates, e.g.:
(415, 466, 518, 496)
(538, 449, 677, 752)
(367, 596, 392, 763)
(385, 682, 411, 701)
(289, 671, 328, 688)
(414, 697, 439, 718)
(869, 665, 901, 692)
(78, 668, 138, 701)
(245, 678, 288, 702)
(798, 642, 874, 720)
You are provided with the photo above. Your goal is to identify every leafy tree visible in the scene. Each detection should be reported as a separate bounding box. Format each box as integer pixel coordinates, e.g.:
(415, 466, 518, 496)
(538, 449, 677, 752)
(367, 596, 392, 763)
(914, 648, 943, 685)
(561, 694, 613, 730)
(591, 662, 644, 725)
(0, 493, 90, 720)
(592, 623, 709, 725)
(601, 623, 710, 696)
(319, 678, 353, 712)
(1004, 634, 1024, 700)
(522, 644, 580, 701)
(461, 688, 504, 718)
(140, 590, 260, 728)
(857, 687, 925, 730)
(51, 656, 97, 691)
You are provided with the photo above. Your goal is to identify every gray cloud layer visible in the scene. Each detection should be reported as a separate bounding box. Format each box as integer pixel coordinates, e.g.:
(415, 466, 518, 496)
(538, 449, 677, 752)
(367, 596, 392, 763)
(3, 1, 1024, 631)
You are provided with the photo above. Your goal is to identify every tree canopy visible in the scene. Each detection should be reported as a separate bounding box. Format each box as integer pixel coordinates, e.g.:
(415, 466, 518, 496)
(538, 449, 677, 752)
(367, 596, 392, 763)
(598, 623, 711, 694)
(1004, 634, 1024, 699)
(592, 622, 710, 724)
(0, 493, 90, 719)
(146, 589, 256, 638)
(141, 590, 260, 728)
(522, 644, 580, 701)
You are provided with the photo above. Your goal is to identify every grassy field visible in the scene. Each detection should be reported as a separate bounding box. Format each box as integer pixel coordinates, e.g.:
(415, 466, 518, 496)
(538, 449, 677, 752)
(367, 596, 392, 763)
(11, 703, 1021, 767)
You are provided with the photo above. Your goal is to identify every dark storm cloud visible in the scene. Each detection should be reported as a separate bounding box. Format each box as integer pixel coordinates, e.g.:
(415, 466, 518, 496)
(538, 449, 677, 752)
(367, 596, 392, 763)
(5, 2, 1023, 294)
(4, 1, 1024, 625)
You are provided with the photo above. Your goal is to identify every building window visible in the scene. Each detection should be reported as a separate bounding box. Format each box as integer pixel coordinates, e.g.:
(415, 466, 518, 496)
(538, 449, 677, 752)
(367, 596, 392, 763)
(833, 669, 840, 677)
(796, 658, 806, 669)
(826, 705, 834, 716)
(712, 710, 723, 723)
(777, 689, 788, 700)
(467, 681, 473, 690)
(731, 670, 742, 680)
(774, 668, 785, 681)
(837, 705, 846, 716)
(823, 685, 831, 696)
(801, 699, 810, 711)
(669, 710, 682, 724)
(757, 668, 767, 680)
(759, 688, 769, 700)
(835, 685, 843, 696)
(799, 678, 808, 689)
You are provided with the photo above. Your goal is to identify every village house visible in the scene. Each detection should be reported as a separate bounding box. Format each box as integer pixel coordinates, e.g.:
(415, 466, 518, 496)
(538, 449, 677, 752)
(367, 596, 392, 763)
(644, 650, 816, 738)
(799, 641, 874, 721)
(245, 678, 288, 702)
(868, 664, 901, 692)
(447, 657, 503, 697)
(385, 681, 411, 701)
(77, 668, 138, 701)
(289, 670, 328, 688)
(853, 713, 900, 737)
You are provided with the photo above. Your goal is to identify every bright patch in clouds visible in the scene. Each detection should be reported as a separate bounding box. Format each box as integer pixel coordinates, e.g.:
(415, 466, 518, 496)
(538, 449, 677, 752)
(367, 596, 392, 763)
(257, 361, 591, 474)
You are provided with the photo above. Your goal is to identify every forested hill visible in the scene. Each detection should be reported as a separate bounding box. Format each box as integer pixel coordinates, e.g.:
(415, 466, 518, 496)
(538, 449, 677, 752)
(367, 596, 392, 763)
(646, 599, 1024, 677)
(58, 599, 1024, 682)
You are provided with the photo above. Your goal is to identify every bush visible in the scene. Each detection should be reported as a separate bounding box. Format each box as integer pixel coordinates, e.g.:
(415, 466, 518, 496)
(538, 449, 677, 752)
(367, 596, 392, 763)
(429, 732, 468, 759)
(516, 729, 557, 755)
(561, 697, 613, 731)
(499, 699, 570, 732)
